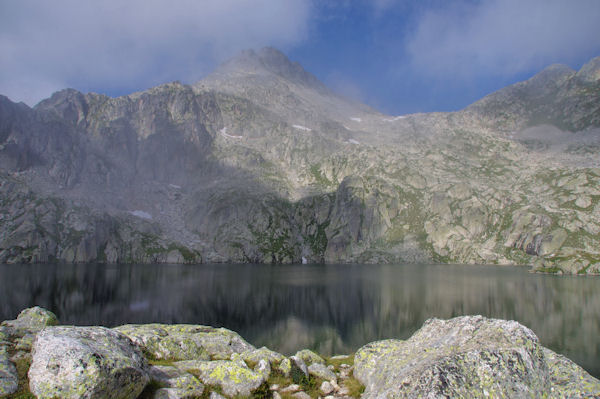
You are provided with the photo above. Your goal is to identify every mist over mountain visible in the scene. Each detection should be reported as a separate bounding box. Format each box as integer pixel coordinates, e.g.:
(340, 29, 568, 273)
(1, 48, 599, 274)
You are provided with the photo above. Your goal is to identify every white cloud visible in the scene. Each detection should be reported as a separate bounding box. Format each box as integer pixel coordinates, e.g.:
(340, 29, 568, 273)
(406, 0, 600, 79)
(0, 0, 311, 105)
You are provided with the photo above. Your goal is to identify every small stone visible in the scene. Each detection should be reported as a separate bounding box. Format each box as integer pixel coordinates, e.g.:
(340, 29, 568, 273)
(254, 358, 271, 379)
(270, 384, 279, 391)
(330, 355, 350, 360)
(294, 349, 325, 365)
(575, 196, 592, 208)
(278, 358, 292, 377)
(281, 384, 301, 393)
(273, 392, 282, 399)
(320, 380, 335, 395)
(209, 392, 227, 399)
(292, 391, 311, 399)
(188, 360, 265, 397)
(308, 362, 337, 382)
(330, 380, 340, 390)
(242, 346, 286, 365)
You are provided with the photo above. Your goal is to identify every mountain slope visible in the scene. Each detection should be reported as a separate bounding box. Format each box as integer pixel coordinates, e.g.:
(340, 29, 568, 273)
(0, 49, 599, 274)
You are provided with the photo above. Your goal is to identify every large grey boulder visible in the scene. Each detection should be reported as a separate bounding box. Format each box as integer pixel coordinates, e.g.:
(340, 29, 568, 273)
(28, 326, 149, 399)
(354, 316, 600, 398)
(114, 324, 254, 361)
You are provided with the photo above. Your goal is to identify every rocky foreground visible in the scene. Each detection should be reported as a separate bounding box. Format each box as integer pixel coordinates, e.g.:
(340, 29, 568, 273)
(0, 307, 599, 398)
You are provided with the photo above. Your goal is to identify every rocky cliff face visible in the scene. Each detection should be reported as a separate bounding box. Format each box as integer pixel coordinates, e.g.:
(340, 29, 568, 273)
(1, 48, 599, 274)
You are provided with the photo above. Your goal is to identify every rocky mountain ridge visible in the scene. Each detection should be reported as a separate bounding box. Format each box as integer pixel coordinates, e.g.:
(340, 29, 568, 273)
(0, 48, 599, 274)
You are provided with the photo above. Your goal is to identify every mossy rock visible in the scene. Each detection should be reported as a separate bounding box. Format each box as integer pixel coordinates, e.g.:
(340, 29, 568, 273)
(114, 324, 254, 361)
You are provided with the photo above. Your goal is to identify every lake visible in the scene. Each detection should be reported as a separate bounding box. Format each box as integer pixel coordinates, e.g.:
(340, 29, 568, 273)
(0, 263, 598, 377)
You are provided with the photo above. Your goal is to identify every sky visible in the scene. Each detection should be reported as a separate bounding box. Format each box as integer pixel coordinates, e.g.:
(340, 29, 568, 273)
(1, 0, 599, 115)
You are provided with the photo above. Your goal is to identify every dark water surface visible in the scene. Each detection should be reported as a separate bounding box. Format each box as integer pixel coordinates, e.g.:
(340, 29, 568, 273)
(1, 263, 598, 377)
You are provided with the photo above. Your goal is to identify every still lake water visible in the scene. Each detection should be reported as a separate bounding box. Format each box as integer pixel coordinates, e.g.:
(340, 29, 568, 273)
(0, 263, 598, 377)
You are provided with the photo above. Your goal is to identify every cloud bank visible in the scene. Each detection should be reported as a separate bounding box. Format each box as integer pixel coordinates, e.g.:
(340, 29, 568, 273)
(406, 0, 600, 79)
(0, 0, 311, 105)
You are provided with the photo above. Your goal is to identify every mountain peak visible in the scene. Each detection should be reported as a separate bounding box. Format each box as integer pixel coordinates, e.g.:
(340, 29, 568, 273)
(577, 56, 600, 82)
(213, 47, 326, 90)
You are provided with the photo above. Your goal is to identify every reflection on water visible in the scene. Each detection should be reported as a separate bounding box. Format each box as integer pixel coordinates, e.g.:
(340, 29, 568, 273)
(0, 263, 598, 377)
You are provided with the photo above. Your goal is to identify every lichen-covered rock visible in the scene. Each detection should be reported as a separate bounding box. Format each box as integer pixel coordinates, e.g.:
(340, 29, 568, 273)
(148, 365, 204, 398)
(355, 316, 545, 398)
(254, 358, 271, 380)
(543, 347, 600, 398)
(114, 324, 254, 361)
(182, 360, 265, 397)
(355, 316, 600, 398)
(28, 326, 149, 399)
(242, 346, 285, 366)
(294, 349, 325, 365)
(0, 348, 18, 398)
(307, 363, 336, 382)
(152, 374, 204, 398)
(277, 358, 292, 377)
(1, 306, 59, 338)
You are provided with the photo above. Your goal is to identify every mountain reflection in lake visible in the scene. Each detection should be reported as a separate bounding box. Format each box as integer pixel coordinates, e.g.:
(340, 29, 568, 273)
(1, 263, 598, 377)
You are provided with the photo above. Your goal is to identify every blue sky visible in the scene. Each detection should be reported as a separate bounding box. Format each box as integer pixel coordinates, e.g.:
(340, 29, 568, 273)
(1, 0, 599, 114)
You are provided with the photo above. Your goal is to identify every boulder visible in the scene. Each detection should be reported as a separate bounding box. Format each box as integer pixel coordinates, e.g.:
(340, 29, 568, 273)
(181, 360, 265, 397)
(354, 316, 600, 398)
(242, 346, 285, 366)
(543, 347, 600, 397)
(294, 349, 325, 365)
(1, 306, 59, 337)
(277, 358, 292, 377)
(254, 358, 272, 380)
(114, 324, 254, 361)
(308, 363, 336, 382)
(28, 326, 149, 399)
(320, 380, 335, 395)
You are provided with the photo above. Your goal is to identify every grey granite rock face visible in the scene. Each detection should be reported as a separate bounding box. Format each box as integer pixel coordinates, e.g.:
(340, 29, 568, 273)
(354, 316, 600, 398)
(0, 49, 599, 273)
(28, 326, 149, 399)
